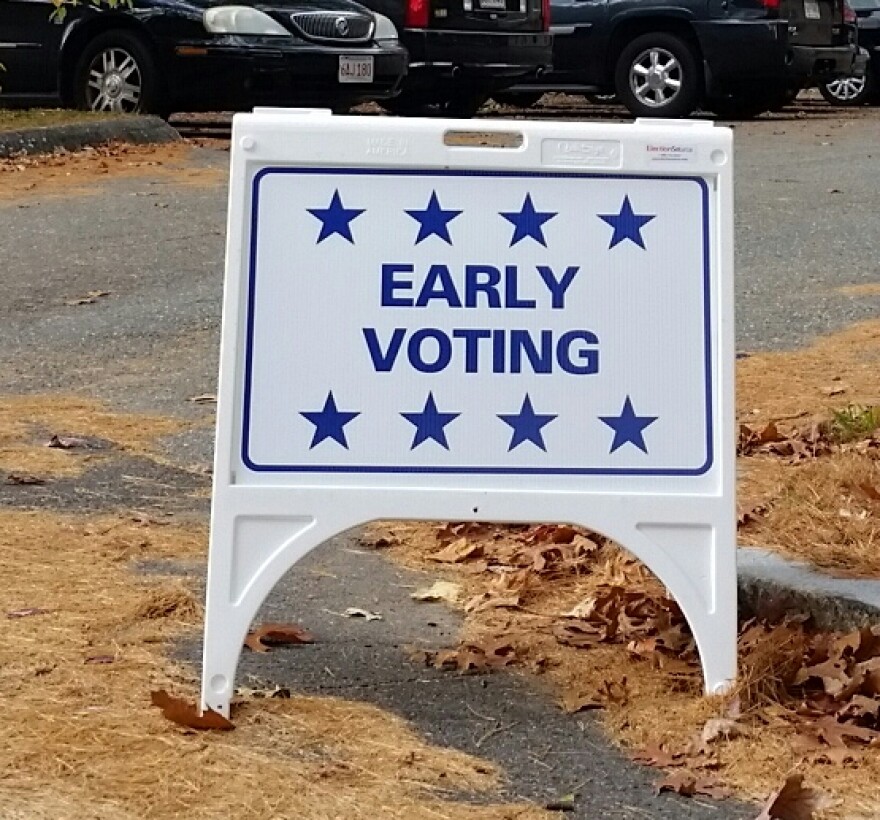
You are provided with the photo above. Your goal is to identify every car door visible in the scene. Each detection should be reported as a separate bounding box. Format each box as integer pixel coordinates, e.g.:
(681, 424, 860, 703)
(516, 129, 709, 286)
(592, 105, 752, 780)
(549, 0, 608, 82)
(0, 0, 64, 96)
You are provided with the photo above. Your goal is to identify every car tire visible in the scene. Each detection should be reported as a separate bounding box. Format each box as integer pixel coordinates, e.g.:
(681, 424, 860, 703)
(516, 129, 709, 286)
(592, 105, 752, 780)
(73, 30, 165, 115)
(614, 33, 701, 118)
(491, 91, 544, 108)
(819, 70, 874, 106)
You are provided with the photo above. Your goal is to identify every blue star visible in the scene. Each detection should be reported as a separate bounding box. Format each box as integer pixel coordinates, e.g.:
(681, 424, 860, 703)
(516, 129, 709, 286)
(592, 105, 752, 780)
(599, 396, 658, 454)
(598, 196, 655, 249)
(499, 194, 557, 247)
(300, 391, 360, 449)
(498, 394, 557, 451)
(401, 392, 460, 449)
(307, 190, 365, 244)
(406, 191, 462, 245)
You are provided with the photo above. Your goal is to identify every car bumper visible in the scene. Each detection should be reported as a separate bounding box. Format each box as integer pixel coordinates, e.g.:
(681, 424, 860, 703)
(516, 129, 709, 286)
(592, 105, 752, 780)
(163, 39, 408, 109)
(693, 20, 860, 91)
(403, 29, 552, 81)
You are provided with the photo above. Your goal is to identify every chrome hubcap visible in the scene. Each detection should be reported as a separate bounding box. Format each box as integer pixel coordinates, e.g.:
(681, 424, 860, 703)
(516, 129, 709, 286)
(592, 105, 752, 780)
(825, 75, 866, 102)
(87, 48, 142, 113)
(630, 47, 682, 108)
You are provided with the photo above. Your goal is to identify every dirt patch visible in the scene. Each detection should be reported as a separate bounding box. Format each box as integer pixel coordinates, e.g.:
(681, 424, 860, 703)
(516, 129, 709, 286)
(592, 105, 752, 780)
(0, 509, 546, 820)
(0, 141, 222, 202)
(0, 394, 188, 478)
(368, 521, 880, 819)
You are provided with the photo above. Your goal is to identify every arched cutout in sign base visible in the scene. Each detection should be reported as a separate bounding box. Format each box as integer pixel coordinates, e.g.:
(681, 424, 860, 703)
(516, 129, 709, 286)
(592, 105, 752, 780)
(202, 496, 736, 717)
(201, 111, 736, 717)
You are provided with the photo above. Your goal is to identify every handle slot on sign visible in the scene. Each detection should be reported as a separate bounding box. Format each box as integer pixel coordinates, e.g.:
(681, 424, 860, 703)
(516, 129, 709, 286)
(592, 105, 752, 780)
(443, 130, 524, 149)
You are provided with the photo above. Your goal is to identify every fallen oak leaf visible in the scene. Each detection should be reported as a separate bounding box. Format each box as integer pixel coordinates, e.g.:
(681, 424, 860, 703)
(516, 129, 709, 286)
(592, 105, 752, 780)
(815, 716, 880, 747)
(244, 622, 314, 653)
(429, 537, 483, 563)
(150, 690, 234, 731)
(7, 607, 51, 619)
(5, 473, 46, 486)
(559, 691, 604, 714)
(343, 607, 383, 621)
(656, 773, 731, 799)
(46, 434, 89, 449)
(701, 717, 745, 745)
(66, 289, 111, 306)
(631, 742, 685, 768)
(411, 580, 462, 604)
(755, 773, 834, 820)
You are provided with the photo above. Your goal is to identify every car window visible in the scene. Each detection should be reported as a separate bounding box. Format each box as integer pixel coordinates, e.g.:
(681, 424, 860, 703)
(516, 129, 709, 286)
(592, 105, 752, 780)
(848, 0, 878, 9)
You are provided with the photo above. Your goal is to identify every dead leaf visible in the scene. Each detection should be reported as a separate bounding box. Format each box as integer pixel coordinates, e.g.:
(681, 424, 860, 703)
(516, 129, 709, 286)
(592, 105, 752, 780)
(701, 717, 744, 744)
(411, 580, 461, 604)
(343, 607, 383, 621)
(755, 773, 833, 820)
(46, 434, 88, 449)
(85, 655, 115, 665)
(559, 691, 604, 714)
(188, 394, 217, 404)
(244, 622, 314, 653)
(66, 289, 111, 306)
(5, 473, 46, 486)
(150, 690, 234, 731)
(7, 607, 51, 619)
(631, 742, 685, 768)
(430, 537, 483, 563)
(859, 482, 880, 501)
(656, 773, 731, 799)
(815, 716, 880, 747)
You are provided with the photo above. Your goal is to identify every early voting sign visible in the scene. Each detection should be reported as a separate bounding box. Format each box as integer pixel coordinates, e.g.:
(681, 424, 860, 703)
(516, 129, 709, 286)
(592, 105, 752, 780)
(202, 111, 736, 716)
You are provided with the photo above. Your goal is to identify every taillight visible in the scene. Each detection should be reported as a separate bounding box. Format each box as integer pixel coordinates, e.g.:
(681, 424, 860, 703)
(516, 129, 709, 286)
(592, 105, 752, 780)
(842, 0, 857, 23)
(761, 0, 780, 10)
(405, 0, 429, 28)
(541, 0, 550, 30)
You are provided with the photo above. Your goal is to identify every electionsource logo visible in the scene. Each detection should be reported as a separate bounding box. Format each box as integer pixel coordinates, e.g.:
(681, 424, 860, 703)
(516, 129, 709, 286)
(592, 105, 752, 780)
(646, 143, 696, 163)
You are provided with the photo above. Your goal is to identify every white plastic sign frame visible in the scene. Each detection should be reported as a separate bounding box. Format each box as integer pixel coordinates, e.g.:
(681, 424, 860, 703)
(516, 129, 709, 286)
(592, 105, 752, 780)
(202, 110, 735, 717)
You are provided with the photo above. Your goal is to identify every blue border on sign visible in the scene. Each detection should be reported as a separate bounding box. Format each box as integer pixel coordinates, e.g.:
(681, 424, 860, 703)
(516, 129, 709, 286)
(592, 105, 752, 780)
(241, 167, 714, 476)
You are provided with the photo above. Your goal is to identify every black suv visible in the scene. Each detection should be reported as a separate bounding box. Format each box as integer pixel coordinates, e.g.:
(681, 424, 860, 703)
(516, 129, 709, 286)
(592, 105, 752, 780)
(360, 0, 553, 115)
(502, 0, 862, 118)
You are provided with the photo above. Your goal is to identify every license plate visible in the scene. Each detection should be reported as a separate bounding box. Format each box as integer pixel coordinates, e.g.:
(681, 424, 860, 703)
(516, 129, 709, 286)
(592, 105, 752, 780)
(479, 0, 507, 9)
(338, 56, 373, 84)
(804, 0, 821, 19)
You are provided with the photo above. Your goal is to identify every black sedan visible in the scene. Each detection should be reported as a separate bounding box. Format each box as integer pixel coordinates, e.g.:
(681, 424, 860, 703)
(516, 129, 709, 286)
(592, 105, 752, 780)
(820, 0, 879, 104)
(0, 0, 408, 115)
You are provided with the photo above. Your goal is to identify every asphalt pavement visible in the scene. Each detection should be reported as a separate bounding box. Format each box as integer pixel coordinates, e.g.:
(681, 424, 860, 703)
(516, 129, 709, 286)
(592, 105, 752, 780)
(2, 104, 879, 818)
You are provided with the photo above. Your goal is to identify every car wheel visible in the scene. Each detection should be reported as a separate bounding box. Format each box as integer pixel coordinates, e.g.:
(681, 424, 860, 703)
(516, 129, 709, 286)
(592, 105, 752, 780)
(819, 71, 874, 106)
(491, 92, 544, 108)
(614, 33, 701, 118)
(73, 30, 164, 115)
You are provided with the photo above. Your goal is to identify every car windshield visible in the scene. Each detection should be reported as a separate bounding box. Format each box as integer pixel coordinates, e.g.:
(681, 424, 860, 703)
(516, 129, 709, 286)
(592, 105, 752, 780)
(848, 0, 879, 9)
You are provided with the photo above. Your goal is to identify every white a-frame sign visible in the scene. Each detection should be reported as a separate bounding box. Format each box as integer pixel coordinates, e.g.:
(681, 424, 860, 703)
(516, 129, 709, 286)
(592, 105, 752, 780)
(202, 110, 735, 716)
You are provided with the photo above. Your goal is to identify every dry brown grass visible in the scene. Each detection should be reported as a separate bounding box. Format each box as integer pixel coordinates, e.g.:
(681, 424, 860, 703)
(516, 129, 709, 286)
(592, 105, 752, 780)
(737, 321, 880, 426)
(0, 394, 188, 477)
(0, 509, 549, 820)
(739, 452, 880, 576)
(370, 522, 880, 818)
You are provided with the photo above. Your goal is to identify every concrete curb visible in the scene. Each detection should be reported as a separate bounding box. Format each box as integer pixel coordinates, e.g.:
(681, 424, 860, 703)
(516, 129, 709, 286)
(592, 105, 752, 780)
(0, 115, 180, 158)
(738, 546, 880, 631)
